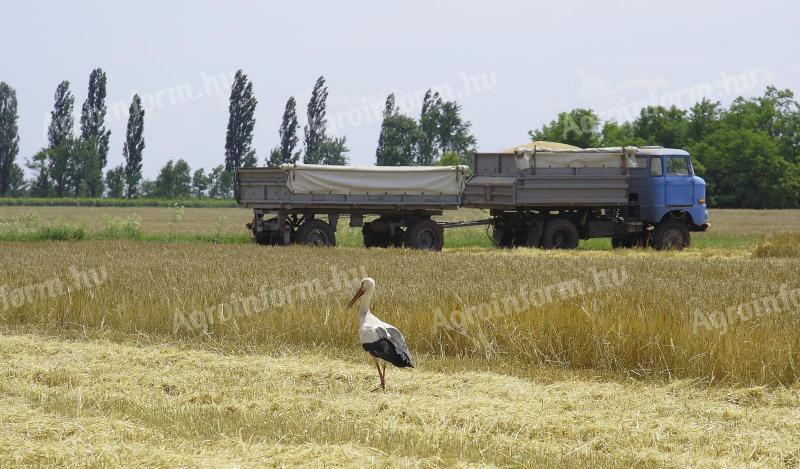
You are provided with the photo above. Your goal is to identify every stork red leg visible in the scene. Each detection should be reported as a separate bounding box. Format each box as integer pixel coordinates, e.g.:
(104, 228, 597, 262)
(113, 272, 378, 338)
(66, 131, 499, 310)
(372, 359, 384, 392)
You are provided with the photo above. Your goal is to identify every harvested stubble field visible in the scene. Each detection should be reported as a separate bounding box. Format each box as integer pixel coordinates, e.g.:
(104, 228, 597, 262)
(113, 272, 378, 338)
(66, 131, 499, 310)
(1, 207, 799, 467)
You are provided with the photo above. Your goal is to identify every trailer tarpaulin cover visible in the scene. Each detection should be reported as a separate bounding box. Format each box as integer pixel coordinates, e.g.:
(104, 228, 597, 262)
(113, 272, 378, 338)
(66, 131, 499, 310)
(281, 164, 468, 195)
(513, 147, 639, 169)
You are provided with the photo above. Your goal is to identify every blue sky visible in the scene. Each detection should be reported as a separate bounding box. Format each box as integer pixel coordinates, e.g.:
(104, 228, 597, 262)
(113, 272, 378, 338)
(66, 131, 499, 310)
(3, 0, 799, 178)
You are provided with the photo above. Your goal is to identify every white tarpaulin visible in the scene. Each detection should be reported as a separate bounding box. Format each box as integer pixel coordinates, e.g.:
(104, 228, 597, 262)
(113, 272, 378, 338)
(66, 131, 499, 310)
(512, 147, 639, 169)
(281, 164, 468, 195)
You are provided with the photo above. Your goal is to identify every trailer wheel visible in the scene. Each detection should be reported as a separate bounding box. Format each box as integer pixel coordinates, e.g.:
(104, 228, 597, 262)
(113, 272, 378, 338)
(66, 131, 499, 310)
(406, 219, 444, 251)
(541, 219, 580, 249)
(651, 220, 689, 250)
(296, 219, 336, 246)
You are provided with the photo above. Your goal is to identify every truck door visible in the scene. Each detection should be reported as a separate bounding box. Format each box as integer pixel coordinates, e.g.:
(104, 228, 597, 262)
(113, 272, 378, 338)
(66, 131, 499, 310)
(664, 156, 694, 207)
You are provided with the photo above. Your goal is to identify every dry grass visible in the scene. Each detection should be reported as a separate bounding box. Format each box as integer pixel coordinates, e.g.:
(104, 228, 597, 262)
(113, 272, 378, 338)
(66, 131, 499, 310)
(753, 232, 800, 258)
(2, 208, 800, 466)
(1, 333, 798, 468)
(1, 241, 798, 385)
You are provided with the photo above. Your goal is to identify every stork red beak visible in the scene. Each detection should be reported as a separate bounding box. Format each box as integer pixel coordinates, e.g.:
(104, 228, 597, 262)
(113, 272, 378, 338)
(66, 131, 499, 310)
(347, 287, 365, 310)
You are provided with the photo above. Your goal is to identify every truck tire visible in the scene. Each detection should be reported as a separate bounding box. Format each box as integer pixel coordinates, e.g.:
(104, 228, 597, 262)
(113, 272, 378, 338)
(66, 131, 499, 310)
(296, 219, 336, 246)
(541, 219, 579, 249)
(405, 218, 444, 251)
(651, 220, 689, 250)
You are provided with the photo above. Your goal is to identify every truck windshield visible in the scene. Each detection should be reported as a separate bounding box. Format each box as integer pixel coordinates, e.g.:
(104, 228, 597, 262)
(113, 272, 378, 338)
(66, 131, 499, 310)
(666, 157, 690, 176)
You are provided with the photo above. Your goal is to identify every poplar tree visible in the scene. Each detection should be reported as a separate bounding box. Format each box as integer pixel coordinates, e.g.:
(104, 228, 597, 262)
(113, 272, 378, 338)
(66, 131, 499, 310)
(224, 70, 257, 171)
(0, 82, 20, 196)
(123, 94, 145, 198)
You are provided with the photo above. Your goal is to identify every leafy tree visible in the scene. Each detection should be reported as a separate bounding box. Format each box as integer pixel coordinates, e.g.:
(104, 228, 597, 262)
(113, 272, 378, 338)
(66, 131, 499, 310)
(418, 89, 442, 165)
(192, 168, 210, 197)
(304, 76, 329, 164)
(529, 108, 601, 148)
(691, 129, 798, 208)
(601, 120, 640, 147)
(27, 149, 52, 197)
(208, 165, 233, 198)
(241, 149, 257, 168)
(269, 96, 300, 167)
(172, 159, 192, 197)
(436, 101, 477, 162)
(318, 136, 349, 165)
(632, 105, 689, 148)
(123, 95, 145, 198)
(154, 159, 192, 198)
(80, 68, 111, 177)
(224, 70, 257, 171)
(0, 82, 20, 196)
(105, 165, 125, 198)
(62, 137, 102, 197)
(45, 141, 71, 197)
(7, 163, 26, 196)
(376, 94, 422, 166)
(687, 98, 721, 143)
(139, 179, 156, 197)
(48, 81, 75, 149)
(437, 151, 463, 166)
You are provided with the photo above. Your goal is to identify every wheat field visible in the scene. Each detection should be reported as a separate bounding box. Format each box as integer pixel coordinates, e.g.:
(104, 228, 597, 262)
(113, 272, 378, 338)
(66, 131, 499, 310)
(1, 207, 799, 467)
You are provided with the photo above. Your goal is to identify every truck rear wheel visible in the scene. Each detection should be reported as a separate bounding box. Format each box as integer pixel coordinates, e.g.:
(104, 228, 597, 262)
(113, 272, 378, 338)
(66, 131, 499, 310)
(296, 219, 336, 247)
(541, 219, 579, 249)
(651, 220, 689, 250)
(405, 219, 444, 251)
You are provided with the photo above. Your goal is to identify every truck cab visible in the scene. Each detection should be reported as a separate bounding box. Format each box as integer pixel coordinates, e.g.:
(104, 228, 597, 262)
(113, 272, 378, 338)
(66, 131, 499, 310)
(626, 147, 709, 249)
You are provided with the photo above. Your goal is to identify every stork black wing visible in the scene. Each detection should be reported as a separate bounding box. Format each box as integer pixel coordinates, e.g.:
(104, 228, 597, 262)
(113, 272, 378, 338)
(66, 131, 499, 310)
(362, 327, 415, 368)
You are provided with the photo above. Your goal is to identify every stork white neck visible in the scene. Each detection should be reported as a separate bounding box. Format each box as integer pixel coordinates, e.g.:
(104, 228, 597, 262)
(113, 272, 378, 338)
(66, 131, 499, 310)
(359, 287, 374, 317)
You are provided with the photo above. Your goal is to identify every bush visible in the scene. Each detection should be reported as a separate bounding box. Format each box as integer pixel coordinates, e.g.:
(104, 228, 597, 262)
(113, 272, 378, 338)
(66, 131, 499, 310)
(97, 215, 142, 240)
(753, 232, 800, 258)
(36, 224, 87, 241)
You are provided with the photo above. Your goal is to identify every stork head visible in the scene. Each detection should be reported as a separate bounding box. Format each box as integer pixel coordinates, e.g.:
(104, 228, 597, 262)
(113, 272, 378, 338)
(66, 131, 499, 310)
(347, 277, 375, 310)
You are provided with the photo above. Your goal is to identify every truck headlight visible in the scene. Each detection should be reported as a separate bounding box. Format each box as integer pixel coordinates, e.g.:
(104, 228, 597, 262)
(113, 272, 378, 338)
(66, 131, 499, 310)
(698, 198, 705, 205)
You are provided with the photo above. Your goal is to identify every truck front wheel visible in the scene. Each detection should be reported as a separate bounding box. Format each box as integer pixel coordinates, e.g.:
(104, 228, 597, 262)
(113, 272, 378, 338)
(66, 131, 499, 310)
(651, 220, 689, 250)
(541, 219, 579, 249)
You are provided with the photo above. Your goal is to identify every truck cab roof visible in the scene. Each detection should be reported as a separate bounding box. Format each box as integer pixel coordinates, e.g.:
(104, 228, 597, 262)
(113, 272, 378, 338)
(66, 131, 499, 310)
(634, 147, 689, 157)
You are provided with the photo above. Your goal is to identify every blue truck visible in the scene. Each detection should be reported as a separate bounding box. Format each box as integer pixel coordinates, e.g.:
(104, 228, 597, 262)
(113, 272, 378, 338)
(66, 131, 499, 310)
(235, 146, 709, 250)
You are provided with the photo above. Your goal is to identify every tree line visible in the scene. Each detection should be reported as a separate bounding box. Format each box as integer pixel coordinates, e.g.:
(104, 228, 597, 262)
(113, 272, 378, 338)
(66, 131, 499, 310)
(4, 69, 795, 208)
(0, 71, 353, 199)
(529, 86, 800, 208)
(0, 69, 478, 199)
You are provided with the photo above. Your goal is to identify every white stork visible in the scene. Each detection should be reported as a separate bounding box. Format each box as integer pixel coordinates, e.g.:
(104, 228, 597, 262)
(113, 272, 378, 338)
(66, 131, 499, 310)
(347, 277, 415, 391)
